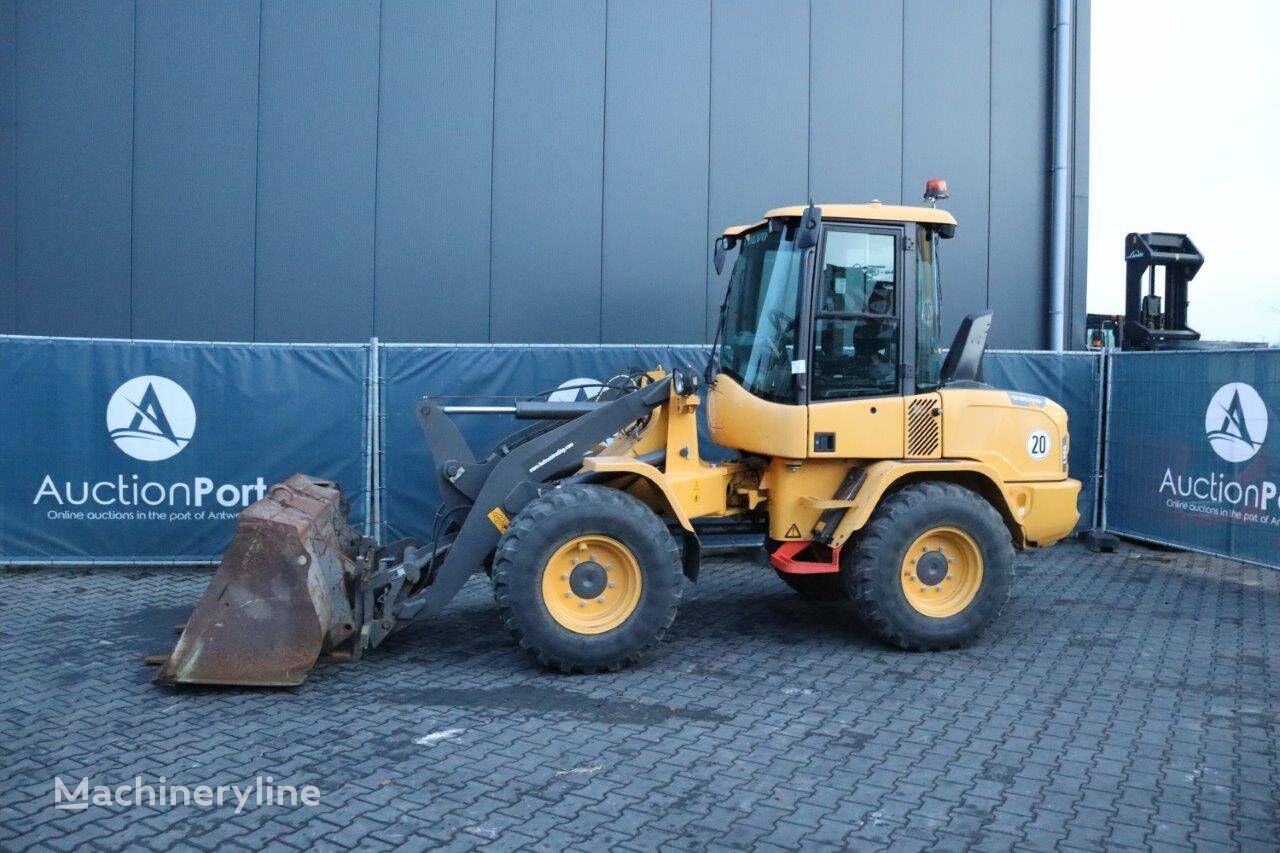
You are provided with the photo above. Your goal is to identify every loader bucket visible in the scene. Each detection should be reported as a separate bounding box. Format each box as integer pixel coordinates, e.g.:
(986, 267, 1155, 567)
(153, 475, 366, 687)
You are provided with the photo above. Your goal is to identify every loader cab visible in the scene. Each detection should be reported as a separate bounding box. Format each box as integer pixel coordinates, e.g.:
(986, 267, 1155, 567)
(712, 201, 955, 410)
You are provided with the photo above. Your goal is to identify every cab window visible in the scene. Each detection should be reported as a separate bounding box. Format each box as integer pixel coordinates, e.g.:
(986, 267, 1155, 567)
(810, 229, 899, 401)
(915, 225, 943, 391)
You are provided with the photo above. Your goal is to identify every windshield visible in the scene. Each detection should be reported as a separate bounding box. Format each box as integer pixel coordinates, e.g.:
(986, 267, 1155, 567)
(716, 225, 804, 403)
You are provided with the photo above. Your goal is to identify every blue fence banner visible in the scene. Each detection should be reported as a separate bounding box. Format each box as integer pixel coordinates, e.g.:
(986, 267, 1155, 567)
(0, 337, 370, 563)
(1104, 349, 1279, 568)
(379, 345, 1101, 541)
(984, 351, 1103, 530)
(378, 344, 709, 541)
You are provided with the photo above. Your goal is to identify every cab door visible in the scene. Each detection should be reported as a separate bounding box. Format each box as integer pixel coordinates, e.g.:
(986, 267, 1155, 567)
(805, 224, 906, 459)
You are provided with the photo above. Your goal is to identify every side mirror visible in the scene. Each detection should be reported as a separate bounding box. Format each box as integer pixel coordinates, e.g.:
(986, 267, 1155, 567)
(795, 202, 821, 250)
(713, 235, 735, 275)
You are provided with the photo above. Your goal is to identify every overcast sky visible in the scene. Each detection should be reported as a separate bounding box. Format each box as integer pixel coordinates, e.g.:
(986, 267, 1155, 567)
(1088, 0, 1280, 344)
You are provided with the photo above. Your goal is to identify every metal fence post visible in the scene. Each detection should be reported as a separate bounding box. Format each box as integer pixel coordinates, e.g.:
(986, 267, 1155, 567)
(369, 337, 382, 545)
(1099, 349, 1114, 532)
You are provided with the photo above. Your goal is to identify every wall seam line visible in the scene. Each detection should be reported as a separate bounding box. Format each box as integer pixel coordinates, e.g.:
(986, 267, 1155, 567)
(899, 0, 905, 205)
(487, 0, 498, 343)
(250, 0, 264, 342)
(128, 0, 138, 338)
(598, 0, 608, 343)
(11, 3, 19, 332)
(806, 0, 811, 199)
(986, 0, 993, 313)
(704, 0, 714, 343)
(371, 0, 384, 339)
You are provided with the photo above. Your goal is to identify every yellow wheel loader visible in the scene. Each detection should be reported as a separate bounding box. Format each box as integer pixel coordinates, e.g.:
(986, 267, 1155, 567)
(154, 190, 1081, 687)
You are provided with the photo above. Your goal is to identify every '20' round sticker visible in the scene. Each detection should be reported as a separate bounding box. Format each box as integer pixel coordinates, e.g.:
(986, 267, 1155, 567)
(1026, 429, 1051, 460)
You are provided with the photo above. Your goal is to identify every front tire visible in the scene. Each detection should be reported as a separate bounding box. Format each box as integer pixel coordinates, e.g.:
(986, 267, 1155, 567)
(491, 485, 683, 673)
(843, 482, 1012, 650)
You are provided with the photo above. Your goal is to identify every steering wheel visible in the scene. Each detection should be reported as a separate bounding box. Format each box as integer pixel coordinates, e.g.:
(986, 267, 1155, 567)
(768, 309, 796, 337)
(766, 310, 796, 358)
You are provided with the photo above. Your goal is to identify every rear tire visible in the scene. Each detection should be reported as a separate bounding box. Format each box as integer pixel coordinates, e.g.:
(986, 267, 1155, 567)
(843, 482, 1011, 650)
(491, 484, 683, 673)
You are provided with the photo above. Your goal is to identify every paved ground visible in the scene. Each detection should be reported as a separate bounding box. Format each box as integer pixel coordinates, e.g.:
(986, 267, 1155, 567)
(1, 541, 1277, 851)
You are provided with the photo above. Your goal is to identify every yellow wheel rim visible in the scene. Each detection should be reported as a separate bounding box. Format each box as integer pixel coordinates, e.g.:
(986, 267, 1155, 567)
(899, 526, 983, 618)
(541, 535, 642, 634)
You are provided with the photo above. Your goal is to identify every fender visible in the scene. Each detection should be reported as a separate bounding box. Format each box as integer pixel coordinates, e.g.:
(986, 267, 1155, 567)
(825, 459, 1059, 549)
(579, 456, 697, 532)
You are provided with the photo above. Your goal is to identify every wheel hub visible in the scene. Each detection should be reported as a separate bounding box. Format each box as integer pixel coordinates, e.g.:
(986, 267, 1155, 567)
(900, 526, 984, 618)
(541, 535, 643, 634)
(568, 561, 607, 599)
(915, 551, 949, 586)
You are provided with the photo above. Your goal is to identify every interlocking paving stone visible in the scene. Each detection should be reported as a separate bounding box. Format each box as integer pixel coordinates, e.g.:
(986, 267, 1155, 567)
(1, 541, 1277, 851)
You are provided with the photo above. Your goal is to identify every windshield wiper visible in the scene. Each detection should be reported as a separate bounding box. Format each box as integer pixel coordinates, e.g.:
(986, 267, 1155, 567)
(705, 284, 732, 388)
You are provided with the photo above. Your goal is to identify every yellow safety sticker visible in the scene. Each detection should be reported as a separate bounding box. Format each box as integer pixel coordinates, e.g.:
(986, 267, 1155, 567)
(487, 506, 511, 533)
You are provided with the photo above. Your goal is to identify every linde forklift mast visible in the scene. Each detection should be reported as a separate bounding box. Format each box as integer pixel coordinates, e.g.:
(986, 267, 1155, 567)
(1120, 232, 1204, 350)
(1087, 233, 1262, 351)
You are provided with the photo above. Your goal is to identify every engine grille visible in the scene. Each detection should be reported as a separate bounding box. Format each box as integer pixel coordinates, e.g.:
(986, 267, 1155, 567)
(906, 395, 941, 457)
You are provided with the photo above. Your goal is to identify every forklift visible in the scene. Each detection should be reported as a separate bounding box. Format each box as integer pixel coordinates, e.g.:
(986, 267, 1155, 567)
(1087, 232, 1264, 350)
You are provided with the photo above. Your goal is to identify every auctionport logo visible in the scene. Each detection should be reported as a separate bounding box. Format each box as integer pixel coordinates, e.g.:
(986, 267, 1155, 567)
(1158, 381, 1278, 524)
(53, 775, 320, 814)
(1205, 382, 1268, 463)
(34, 373, 266, 519)
(106, 375, 196, 461)
(548, 377, 606, 402)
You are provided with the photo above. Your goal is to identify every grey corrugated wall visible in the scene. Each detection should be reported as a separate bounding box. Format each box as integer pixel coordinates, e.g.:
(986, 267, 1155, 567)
(1, 0, 1088, 349)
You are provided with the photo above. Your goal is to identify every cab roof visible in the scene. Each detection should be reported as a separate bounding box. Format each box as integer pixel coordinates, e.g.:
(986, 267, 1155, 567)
(722, 202, 956, 237)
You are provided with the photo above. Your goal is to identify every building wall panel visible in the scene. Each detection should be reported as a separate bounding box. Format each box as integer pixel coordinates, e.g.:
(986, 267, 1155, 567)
(601, 0, 711, 344)
(254, 0, 379, 342)
(902, 0, 991, 343)
(6, 0, 1075, 349)
(989, 0, 1051, 349)
(131, 0, 259, 341)
(15, 1, 133, 338)
(706, 0, 810, 338)
(489, 0, 606, 343)
(375, 0, 495, 343)
(809, 0, 904, 206)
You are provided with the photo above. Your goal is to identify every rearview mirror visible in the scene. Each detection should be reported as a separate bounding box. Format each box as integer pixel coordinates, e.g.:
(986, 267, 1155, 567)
(713, 236, 735, 275)
(795, 202, 821, 250)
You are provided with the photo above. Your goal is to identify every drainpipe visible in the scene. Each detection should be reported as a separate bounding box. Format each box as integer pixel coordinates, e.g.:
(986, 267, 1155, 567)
(1048, 0, 1073, 350)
